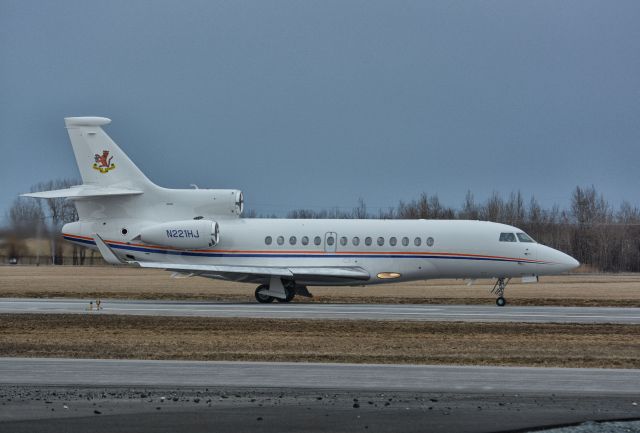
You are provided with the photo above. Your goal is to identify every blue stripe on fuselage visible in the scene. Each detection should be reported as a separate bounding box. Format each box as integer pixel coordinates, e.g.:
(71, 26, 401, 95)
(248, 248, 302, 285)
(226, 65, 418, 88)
(64, 236, 96, 246)
(63, 235, 539, 264)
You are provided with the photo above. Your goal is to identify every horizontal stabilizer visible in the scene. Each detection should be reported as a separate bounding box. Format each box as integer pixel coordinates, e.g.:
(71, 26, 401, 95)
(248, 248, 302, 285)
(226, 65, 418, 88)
(22, 186, 143, 199)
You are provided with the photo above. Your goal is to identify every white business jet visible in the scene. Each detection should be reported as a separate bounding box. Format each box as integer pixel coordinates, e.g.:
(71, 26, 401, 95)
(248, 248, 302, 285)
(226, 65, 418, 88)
(23, 117, 579, 306)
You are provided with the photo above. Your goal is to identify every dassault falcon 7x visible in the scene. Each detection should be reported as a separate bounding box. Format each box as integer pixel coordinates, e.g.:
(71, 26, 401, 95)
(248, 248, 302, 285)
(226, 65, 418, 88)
(23, 117, 580, 306)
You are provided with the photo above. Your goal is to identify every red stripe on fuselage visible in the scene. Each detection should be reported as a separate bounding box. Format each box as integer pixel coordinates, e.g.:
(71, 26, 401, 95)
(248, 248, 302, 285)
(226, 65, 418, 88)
(62, 233, 548, 264)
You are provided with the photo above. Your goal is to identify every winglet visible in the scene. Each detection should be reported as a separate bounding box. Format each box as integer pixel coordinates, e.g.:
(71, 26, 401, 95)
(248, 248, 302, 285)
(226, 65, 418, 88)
(93, 234, 123, 265)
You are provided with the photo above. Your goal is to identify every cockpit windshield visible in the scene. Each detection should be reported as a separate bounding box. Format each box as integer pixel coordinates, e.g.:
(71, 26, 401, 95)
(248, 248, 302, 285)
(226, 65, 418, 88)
(499, 233, 516, 242)
(517, 232, 535, 243)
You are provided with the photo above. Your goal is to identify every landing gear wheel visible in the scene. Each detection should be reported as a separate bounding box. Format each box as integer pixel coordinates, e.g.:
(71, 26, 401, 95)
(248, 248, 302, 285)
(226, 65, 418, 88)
(255, 285, 274, 303)
(276, 287, 295, 303)
(491, 277, 511, 307)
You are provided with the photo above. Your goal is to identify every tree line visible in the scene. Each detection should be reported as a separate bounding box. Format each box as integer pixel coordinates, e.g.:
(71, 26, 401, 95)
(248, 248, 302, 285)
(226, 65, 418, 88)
(3, 179, 90, 264)
(4, 180, 640, 272)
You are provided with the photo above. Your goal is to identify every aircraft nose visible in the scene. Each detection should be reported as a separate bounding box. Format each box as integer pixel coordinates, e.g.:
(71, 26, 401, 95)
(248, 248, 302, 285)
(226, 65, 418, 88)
(538, 245, 580, 273)
(562, 253, 580, 270)
(554, 249, 580, 272)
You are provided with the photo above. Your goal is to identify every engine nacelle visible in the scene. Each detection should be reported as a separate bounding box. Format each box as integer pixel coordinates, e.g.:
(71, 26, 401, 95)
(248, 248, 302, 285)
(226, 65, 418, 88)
(139, 219, 219, 250)
(209, 189, 243, 216)
(180, 189, 244, 218)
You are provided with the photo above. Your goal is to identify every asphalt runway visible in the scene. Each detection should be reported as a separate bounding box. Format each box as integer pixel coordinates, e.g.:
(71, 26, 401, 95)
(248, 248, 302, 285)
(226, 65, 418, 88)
(1, 298, 639, 324)
(1, 359, 639, 433)
(1, 358, 639, 394)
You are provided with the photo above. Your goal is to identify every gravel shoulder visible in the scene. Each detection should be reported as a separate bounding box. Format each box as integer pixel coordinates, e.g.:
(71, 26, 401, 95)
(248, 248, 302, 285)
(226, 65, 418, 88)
(0, 386, 638, 433)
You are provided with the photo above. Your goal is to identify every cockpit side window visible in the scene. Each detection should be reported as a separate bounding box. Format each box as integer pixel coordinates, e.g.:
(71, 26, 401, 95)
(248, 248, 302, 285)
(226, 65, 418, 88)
(499, 232, 517, 242)
(517, 232, 535, 243)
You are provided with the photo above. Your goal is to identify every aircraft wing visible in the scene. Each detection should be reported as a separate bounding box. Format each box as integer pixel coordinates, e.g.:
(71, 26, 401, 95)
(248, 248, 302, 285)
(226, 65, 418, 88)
(133, 261, 370, 284)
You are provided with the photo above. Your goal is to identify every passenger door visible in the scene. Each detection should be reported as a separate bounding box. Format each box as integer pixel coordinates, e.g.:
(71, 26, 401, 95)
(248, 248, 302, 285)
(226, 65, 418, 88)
(324, 232, 337, 253)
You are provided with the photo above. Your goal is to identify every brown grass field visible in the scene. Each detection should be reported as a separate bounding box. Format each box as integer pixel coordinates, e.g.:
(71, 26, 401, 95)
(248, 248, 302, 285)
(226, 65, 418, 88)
(1, 314, 638, 368)
(1, 266, 639, 368)
(1, 265, 639, 306)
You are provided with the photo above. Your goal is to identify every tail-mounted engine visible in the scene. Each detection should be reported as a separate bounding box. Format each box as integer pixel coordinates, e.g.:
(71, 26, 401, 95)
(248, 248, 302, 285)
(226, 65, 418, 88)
(175, 189, 244, 218)
(139, 219, 219, 250)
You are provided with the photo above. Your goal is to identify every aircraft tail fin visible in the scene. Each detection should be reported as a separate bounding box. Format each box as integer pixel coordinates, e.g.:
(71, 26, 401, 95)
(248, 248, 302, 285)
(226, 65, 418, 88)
(64, 117, 155, 189)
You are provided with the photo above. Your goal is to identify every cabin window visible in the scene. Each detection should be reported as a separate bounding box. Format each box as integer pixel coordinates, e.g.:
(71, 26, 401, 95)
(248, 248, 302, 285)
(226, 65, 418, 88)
(499, 233, 517, 242)
(365, 237, 372, 246)
(277, 236, 285, 245)
(301, 236, 309, 245)
(414, 237, 422, 246)
(340, 236, 348, 246)
(377, 237, 385, 246)
(390, 237, 397, 246)
(289, 236, 297, 245)
(265, 236, 272, 245)
(314, 236, 322, 246)
(426, 236, 434, 247)
(517, 232, 535, 243)
(402, 237, 409, 246)
(327, 236, 335, 246)
(352, 237, 360, 246)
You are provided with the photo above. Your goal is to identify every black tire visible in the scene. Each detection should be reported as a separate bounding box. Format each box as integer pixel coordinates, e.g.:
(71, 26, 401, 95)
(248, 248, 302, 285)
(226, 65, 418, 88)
(496, 297, 507, 307)
(255, 285, 274, 303)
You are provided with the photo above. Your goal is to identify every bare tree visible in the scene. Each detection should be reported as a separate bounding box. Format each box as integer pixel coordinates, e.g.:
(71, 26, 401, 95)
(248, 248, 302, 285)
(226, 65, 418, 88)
(243, 208, 258, 218)
(28, 178, 80, 264)
(30, 179, 79, 227)
(481, 191, 504, 222)
(570, 185, 610, 226)
(503, 191, 525, 226)
(617, 201, 640, 224)
(460, 190, 479, 220)
(397, 193, 455, 220)
(352, 197, 368, 219)
(8, 197, 45, 237)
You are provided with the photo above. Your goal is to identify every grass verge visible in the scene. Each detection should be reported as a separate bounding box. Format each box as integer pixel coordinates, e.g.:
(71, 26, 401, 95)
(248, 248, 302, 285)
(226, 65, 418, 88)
(1, 314, 638, 368)
(2, 266, 640, 307)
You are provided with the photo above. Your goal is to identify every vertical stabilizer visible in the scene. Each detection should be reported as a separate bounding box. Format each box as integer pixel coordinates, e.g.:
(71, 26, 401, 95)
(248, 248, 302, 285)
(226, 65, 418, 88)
(65, 117, 155, 189)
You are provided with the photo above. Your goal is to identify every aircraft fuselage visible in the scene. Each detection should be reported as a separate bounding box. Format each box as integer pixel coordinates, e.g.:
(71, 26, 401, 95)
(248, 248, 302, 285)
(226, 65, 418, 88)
(63, 218, 578, 286)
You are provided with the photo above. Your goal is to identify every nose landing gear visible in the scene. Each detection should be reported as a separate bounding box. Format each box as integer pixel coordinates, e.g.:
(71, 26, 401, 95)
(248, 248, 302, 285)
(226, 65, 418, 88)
(491, 277, 511, 307)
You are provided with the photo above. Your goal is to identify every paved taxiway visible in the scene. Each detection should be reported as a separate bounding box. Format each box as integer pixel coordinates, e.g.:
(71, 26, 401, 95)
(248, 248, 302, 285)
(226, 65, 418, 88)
(1, 358, 639, 395)
(1, 298, 639, 323)
(1, 358, 639, 433)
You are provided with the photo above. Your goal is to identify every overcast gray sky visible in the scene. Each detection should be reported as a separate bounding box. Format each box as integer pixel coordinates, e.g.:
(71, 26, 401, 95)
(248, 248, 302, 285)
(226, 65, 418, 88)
(2, 0, 639, 222)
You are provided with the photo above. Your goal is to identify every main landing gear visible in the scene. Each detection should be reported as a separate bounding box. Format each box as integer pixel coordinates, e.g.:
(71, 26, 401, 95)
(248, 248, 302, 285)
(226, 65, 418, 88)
(254, 280, 302, 304)
(491, 277, 511, 307)
(255, 284, 275, 303)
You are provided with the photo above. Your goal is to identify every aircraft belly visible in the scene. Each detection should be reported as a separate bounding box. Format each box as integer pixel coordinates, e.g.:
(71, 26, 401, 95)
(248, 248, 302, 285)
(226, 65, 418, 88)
(434, 259, 536, 279)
